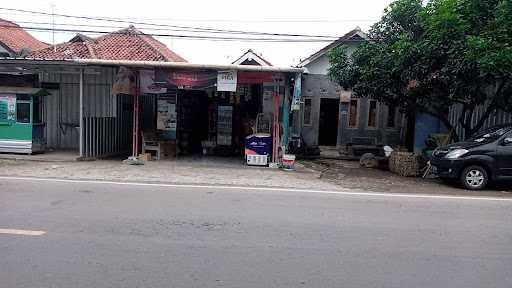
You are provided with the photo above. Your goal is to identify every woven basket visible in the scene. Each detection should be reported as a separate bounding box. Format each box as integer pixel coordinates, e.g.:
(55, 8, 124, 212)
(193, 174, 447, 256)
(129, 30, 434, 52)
(389, 152, 424, 177)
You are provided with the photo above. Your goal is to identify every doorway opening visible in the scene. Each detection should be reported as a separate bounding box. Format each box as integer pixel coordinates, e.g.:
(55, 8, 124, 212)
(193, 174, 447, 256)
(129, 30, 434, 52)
(177, 90, 209, 155)
(176, 85, 263, 157)
(318, 98, 339, 146)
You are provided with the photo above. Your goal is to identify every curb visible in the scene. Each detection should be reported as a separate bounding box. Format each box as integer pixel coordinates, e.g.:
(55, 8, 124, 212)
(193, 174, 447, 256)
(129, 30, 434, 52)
(0, 175, 343, 193)
(0, 155, 78, 163)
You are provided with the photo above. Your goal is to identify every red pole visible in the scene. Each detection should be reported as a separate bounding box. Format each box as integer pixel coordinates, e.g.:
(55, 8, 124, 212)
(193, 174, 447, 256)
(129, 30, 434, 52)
(132, 71, 140, 158)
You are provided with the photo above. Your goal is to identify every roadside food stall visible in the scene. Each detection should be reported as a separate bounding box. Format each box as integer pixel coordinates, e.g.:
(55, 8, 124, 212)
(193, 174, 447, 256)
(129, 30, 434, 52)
(0, 87, 49, 154)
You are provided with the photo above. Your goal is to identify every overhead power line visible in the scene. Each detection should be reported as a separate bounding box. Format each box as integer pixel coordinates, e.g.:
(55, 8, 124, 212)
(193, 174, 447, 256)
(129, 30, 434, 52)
(0, 7, 340, 39)
(10, 20, 341, 37)
(0, 24, 346, 42)
(10, 20, 228, 33)
(0, 11, 378, 23)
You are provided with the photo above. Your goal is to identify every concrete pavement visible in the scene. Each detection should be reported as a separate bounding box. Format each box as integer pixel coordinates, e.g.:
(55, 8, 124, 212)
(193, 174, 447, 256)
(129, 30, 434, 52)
(1, 178, 511, 288)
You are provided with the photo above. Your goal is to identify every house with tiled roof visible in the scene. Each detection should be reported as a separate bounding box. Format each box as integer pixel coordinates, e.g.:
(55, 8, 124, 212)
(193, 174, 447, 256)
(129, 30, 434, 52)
(232, 49, 272, 66)
(297, 27, 403, 151)
(28, 26, 187, 62)
(0, 22, 189, 155)
(0, 18, 49, 57)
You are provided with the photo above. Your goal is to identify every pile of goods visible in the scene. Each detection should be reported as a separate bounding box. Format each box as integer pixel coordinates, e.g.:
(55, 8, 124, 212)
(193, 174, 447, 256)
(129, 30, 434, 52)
(389, 152, 425, 177)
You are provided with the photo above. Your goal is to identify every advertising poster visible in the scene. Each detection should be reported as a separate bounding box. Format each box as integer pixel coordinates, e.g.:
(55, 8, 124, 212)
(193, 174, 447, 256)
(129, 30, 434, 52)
(217, 106, 233, 146)
(0, 94, 16, 123)
(291, 72, 302, 111)
(157, 95, 177, 139)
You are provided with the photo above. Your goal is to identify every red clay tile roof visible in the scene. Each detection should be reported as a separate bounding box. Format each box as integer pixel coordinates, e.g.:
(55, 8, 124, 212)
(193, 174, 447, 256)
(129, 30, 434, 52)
(0, 18, 49, 55)
(28, 26, 187, 62)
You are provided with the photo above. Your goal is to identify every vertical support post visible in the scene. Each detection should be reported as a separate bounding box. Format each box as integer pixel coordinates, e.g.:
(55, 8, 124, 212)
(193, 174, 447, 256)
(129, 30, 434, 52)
(272, 81, 280, 164)
(132, 71, 140, 157)
(281, 78, 290, 150)
(79, 68, 84, 157)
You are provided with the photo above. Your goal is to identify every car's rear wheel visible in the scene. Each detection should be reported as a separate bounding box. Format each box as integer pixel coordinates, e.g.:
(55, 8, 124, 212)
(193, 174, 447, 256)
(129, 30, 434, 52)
(460, 165, 488, 190)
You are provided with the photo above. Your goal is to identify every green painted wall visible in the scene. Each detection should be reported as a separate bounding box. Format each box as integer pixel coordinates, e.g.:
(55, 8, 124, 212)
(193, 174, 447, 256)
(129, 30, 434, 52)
(0, 98, 33, 141)
(0, 123, 33, 141)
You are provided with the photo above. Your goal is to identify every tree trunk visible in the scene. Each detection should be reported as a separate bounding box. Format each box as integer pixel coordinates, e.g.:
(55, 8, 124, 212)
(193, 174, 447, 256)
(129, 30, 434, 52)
(439, 116, 460, 143)
(404, 109, 416, 151)
(462, 103, 497, 139)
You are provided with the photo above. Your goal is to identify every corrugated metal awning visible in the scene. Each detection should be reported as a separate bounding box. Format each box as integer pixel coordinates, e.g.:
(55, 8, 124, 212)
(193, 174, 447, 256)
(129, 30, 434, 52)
(0, 58, 304, 73)
(0, 86, 50, 96)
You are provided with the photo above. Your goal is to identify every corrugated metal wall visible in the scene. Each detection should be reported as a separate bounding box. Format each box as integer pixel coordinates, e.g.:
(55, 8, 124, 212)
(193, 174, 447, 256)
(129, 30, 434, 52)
(41, 67, 118, 150)
(448, 104, 512, 140)
(82, 94, 132, 158)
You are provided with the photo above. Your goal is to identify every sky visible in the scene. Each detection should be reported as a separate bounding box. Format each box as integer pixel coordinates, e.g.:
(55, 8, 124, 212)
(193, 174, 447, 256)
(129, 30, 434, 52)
(0, 0, 393, 67)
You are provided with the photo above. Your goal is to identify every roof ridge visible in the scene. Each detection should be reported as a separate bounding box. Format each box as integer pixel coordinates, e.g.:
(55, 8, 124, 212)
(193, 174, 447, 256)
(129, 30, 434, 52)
(0, 18, 19, 27)
(232, 49, 272, 66)
(25, 24, 186, 62)
(0, 18, 49, 54)
(231, 50, 251, 64)
(115, 26, 185, 62)
(95, 25, 142, 41)
(83, 39, 97, 58)
(137, 32, 170, 61)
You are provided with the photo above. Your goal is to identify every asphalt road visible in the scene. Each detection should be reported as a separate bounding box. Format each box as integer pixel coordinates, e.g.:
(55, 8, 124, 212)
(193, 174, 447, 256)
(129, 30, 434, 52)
(1, 177, 512, 288)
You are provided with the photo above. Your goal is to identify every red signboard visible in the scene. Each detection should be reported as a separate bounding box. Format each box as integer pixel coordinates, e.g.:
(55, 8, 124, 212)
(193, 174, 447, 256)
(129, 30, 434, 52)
(237, 72, 273, 84)
(167, 70, 217, 89)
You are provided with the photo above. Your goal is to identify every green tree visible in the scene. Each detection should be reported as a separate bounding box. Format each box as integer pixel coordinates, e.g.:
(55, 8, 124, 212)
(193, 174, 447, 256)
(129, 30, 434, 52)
(329, 0, 512, 142)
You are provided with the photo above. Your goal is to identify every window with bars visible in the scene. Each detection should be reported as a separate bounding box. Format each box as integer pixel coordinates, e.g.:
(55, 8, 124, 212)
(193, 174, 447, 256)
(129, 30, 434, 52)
(303, 98, 312, 126)
(348, 99, 358, 128)
(16, 102, 30, 123)
(367, 100, 378, 128)
(387, 105, 397, 128)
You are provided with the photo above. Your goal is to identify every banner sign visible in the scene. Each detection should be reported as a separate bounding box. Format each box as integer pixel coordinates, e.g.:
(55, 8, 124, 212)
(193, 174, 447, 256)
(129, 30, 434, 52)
(0, 94, 16, 123)
(238, 71, 273, 84)
(140, 70, 167, 94)
(112, 67, 135, 95)
(291, 73, 302, 111)
(167, 70, 216, 89)
(217, 70, 237, 92)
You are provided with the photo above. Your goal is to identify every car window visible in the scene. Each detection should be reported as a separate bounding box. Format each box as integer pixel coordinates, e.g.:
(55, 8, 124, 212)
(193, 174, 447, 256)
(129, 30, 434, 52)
(505, 131, 512, 144)
(469, 127, 512, 143)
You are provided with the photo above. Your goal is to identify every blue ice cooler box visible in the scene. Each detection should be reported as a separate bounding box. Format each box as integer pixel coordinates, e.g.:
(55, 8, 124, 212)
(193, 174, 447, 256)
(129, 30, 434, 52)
(245, 134, 272, 166)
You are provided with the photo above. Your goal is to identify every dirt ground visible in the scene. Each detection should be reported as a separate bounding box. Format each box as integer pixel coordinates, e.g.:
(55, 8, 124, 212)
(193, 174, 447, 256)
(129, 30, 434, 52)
(300, 159, 512, 197)
(0, 157, 340, 191)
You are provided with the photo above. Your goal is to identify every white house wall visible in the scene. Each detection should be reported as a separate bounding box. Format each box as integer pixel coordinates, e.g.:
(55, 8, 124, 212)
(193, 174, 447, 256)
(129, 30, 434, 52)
(305, 55, 331, 75)
(304, 43, 359, 76)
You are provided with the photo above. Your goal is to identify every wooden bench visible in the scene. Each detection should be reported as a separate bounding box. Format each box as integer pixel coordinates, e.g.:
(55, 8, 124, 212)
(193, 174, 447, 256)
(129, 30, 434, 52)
(141, 131, 161, 160)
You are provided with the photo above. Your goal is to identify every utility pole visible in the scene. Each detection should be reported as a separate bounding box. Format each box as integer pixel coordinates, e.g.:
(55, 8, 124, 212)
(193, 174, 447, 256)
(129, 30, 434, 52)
(51, 2, 56, 52)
